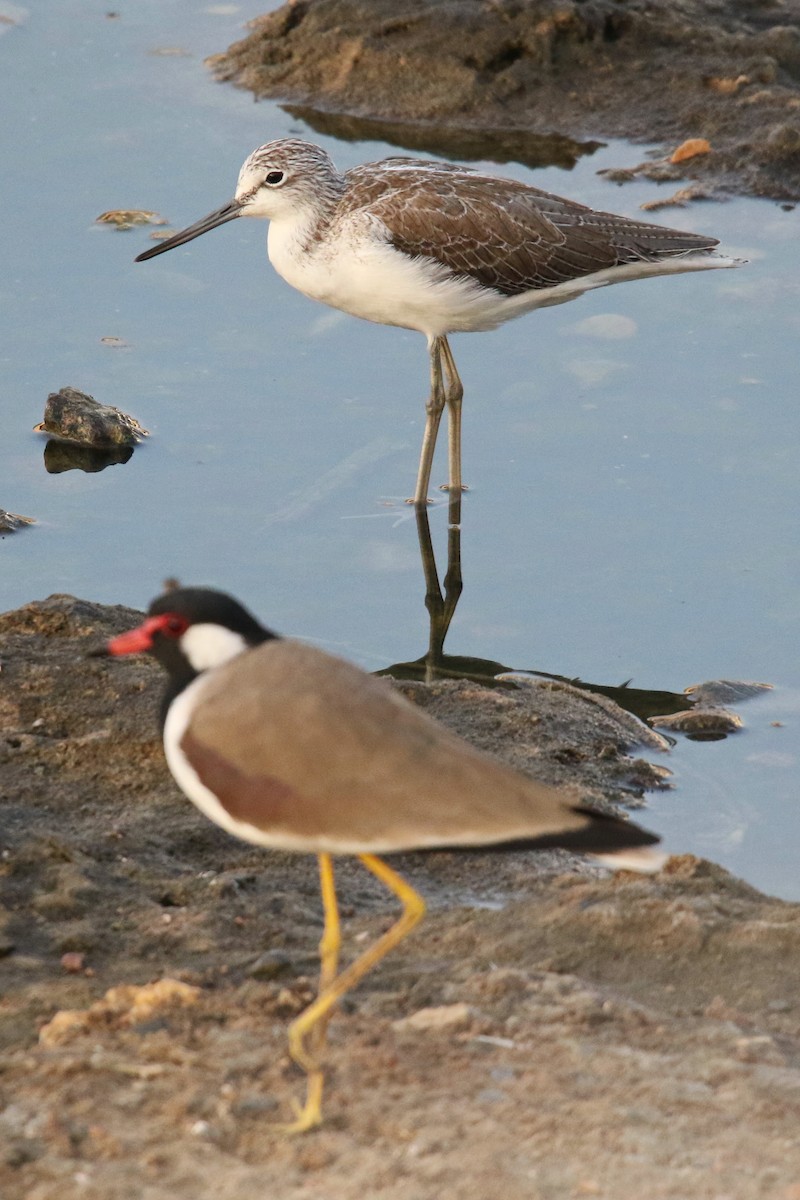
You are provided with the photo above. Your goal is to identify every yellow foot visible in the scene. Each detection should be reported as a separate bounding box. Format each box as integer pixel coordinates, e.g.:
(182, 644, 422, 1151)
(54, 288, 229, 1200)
(271, 1076, 324, 1135)
(272, 1102, 323, 1135)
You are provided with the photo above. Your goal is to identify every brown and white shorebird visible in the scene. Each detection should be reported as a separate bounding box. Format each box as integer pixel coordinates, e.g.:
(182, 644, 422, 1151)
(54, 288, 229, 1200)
(103, 584, 665, 1132)
(135, 138, 739, 503)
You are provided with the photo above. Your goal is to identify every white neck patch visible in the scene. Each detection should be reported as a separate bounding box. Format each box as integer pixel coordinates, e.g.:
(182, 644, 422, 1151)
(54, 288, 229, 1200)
(180, 623, 249, 673)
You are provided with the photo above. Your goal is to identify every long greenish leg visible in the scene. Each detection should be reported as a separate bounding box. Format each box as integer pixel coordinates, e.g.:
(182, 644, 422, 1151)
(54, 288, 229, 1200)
(440, 335, 466, 497)
(411, 335, 447, 505)
(280, 854, 426, 1133)
(415, 503, 463, 680)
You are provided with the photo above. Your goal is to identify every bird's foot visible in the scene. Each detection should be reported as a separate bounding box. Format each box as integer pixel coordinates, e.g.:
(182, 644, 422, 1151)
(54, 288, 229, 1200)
(271, 1072, 325, 1136)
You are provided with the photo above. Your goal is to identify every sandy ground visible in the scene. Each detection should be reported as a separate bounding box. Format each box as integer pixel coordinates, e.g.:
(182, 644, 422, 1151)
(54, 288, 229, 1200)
(207, 0, 800, 201)
(2, 596, 800, 1199)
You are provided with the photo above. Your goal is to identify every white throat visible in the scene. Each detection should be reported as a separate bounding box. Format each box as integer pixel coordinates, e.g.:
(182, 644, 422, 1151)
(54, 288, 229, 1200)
(180, 623, 248, 673)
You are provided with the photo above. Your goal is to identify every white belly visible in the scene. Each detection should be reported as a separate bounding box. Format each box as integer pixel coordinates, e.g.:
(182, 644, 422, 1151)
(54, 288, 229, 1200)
(266, 219, 739, 338)
(267, 218, 517, 336)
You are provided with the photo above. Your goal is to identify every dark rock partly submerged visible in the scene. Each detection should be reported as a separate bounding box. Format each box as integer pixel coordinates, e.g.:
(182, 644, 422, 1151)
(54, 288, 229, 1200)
(35, 387, 149, 450)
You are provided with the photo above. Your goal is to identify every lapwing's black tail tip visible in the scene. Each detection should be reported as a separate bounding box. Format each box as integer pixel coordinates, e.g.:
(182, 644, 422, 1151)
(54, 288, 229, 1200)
(568, 805, 666, 874)
(432, 807, 665, 871)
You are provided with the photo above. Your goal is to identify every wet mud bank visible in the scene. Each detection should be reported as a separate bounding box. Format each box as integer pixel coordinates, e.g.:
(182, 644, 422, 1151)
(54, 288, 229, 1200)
(2, 596, 800, 1198)
(208, 0, 800, 200)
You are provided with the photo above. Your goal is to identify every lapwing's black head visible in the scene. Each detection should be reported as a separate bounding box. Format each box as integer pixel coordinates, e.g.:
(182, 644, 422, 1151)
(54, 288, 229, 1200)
(104, 586, 277, 707)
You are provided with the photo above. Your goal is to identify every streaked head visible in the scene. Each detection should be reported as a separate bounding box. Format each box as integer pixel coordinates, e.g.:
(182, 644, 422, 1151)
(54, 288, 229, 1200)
(234, 139, 342, 216)
(134, 138, 342, 263)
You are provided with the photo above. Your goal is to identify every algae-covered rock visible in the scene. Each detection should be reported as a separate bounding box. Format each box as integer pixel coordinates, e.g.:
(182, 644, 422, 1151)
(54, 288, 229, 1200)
(35, 387, 149, 448)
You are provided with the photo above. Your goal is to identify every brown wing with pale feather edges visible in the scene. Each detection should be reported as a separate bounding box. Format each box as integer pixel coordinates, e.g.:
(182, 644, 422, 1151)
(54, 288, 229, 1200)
(339, 159, 718, 297)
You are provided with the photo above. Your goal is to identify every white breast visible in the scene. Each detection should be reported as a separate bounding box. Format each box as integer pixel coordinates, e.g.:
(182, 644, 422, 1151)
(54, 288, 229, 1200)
(266, 212, 513, 337)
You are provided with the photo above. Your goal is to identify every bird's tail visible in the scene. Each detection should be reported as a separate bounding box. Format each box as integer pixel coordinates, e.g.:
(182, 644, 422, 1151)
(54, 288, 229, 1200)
(555, 804, 666, 873)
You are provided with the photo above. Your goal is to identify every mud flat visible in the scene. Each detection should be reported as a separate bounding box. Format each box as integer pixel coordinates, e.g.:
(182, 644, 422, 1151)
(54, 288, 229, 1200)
(2, 595, 800, 1199)
(205, 0, 800, 200)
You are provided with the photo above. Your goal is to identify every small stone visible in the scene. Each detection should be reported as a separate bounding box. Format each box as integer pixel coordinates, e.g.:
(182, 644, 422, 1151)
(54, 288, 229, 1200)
(0, 510, 35, 534)
(35, 387, 149, 448)
(650, 707, 743, 740)
(60, 952, 86, 974)
(640, 184, 714, 212)
(761, 123, 800, 163)
(706, 74, 750, 95)
(392, 1002, 471, 1033)
(274, 986, 307, 1014)
(246, 949, 293, 980)
(670, 137, 711, 163)
(685, 679, 773, 706)
(96, 209, 167, 231)
(231, 1095, 279, 1118)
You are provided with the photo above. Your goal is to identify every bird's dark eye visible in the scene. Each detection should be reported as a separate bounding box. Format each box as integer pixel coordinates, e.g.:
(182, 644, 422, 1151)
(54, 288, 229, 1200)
(264, 170, 284, 186)
(163, 614, 189, 638)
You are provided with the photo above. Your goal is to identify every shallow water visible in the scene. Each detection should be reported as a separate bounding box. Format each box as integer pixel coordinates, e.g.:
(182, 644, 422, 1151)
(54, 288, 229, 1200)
(1, 2, 798, 897)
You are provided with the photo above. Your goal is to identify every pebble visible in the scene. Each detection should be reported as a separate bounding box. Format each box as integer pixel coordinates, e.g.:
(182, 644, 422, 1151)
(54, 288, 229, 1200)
(246, 949, 294, 980)
(651, 707, 743, 740)
(60, 952, 86, 974)
(392, 1002, 471, 1033)
(0, 510, 35, 534)
(95, 209, 166, 231)
(35, 387, 149, 448)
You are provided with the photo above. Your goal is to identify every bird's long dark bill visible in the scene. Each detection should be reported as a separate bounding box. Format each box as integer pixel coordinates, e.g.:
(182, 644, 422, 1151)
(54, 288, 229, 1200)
(135, 200, 243, 262)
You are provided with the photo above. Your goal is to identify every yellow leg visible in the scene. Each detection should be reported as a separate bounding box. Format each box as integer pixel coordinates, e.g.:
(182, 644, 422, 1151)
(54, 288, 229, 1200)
(309, 854, 341, 1062)
(277, 854, 340, 1135)
(279, 854, 426, 1134)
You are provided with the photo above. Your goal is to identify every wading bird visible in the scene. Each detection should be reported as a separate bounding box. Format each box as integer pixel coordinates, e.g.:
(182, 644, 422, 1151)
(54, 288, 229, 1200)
(136, 139, 738, 503)
(102, 584, 665, 1131)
